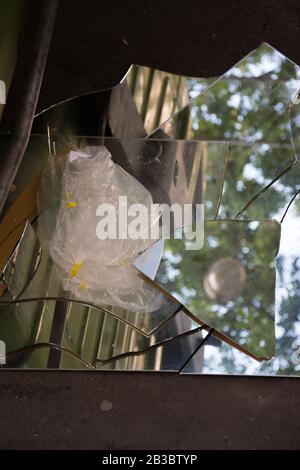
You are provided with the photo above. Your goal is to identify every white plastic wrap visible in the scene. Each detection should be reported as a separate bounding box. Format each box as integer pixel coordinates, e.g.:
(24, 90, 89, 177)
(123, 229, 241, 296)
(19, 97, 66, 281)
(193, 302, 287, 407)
(38, 146, 162, 313)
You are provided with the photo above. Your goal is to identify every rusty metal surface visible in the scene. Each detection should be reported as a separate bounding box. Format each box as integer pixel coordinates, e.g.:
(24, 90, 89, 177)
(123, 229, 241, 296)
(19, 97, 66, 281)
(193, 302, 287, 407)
(0, 371, 299, 449)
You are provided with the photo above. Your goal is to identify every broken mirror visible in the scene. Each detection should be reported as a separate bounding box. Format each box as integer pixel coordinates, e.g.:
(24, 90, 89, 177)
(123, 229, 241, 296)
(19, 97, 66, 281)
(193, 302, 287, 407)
(33, 63, 212, 139)
(154, 43, 300, 220)
(0, 221, 182, 337)
(0, 134, 269, 360)
(184, 191, 300, 376)
(0, 134, 232, 343)
(3, 298, 213, 371)
(135, 219, 281, 359)
(1, 42, 300, 373)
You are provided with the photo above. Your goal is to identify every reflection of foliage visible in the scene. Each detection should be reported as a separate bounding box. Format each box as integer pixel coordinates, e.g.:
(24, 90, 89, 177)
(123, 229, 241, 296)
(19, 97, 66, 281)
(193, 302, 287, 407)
(189, 44, 300, 219)
(168, 45, 300, 219)
(162, 44, 300, 373)
(275, 256, 300, 374)
(213, 254, 300, 375)
(157, 221, 280, 358)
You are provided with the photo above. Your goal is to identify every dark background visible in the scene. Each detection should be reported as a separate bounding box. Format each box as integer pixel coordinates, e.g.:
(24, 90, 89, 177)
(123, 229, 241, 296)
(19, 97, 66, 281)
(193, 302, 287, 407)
(37, 0, 300, 112)
(1, 371, 300, 450)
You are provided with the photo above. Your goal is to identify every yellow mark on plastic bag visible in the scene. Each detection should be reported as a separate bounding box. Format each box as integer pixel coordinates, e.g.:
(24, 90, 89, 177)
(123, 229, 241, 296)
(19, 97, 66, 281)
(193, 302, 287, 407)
(70, 261, 84, 278)
(119, 258, 130, 268)
(66, 191, 77, 208)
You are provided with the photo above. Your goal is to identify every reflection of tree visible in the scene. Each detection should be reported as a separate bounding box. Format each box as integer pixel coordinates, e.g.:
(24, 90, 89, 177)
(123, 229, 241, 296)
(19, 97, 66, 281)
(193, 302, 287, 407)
(275, 256, 300, 374)
(189, 45, 300, 220)
(161, 44, 300, 373)
(163, 45, 300, 220)
(194, 46, 300, 373)
(157, 221, 279, 359)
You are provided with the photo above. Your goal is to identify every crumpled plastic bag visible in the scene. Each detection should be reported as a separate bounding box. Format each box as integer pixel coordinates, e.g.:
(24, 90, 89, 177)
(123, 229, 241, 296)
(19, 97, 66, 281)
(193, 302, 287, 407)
(38, 146, 162, 313)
